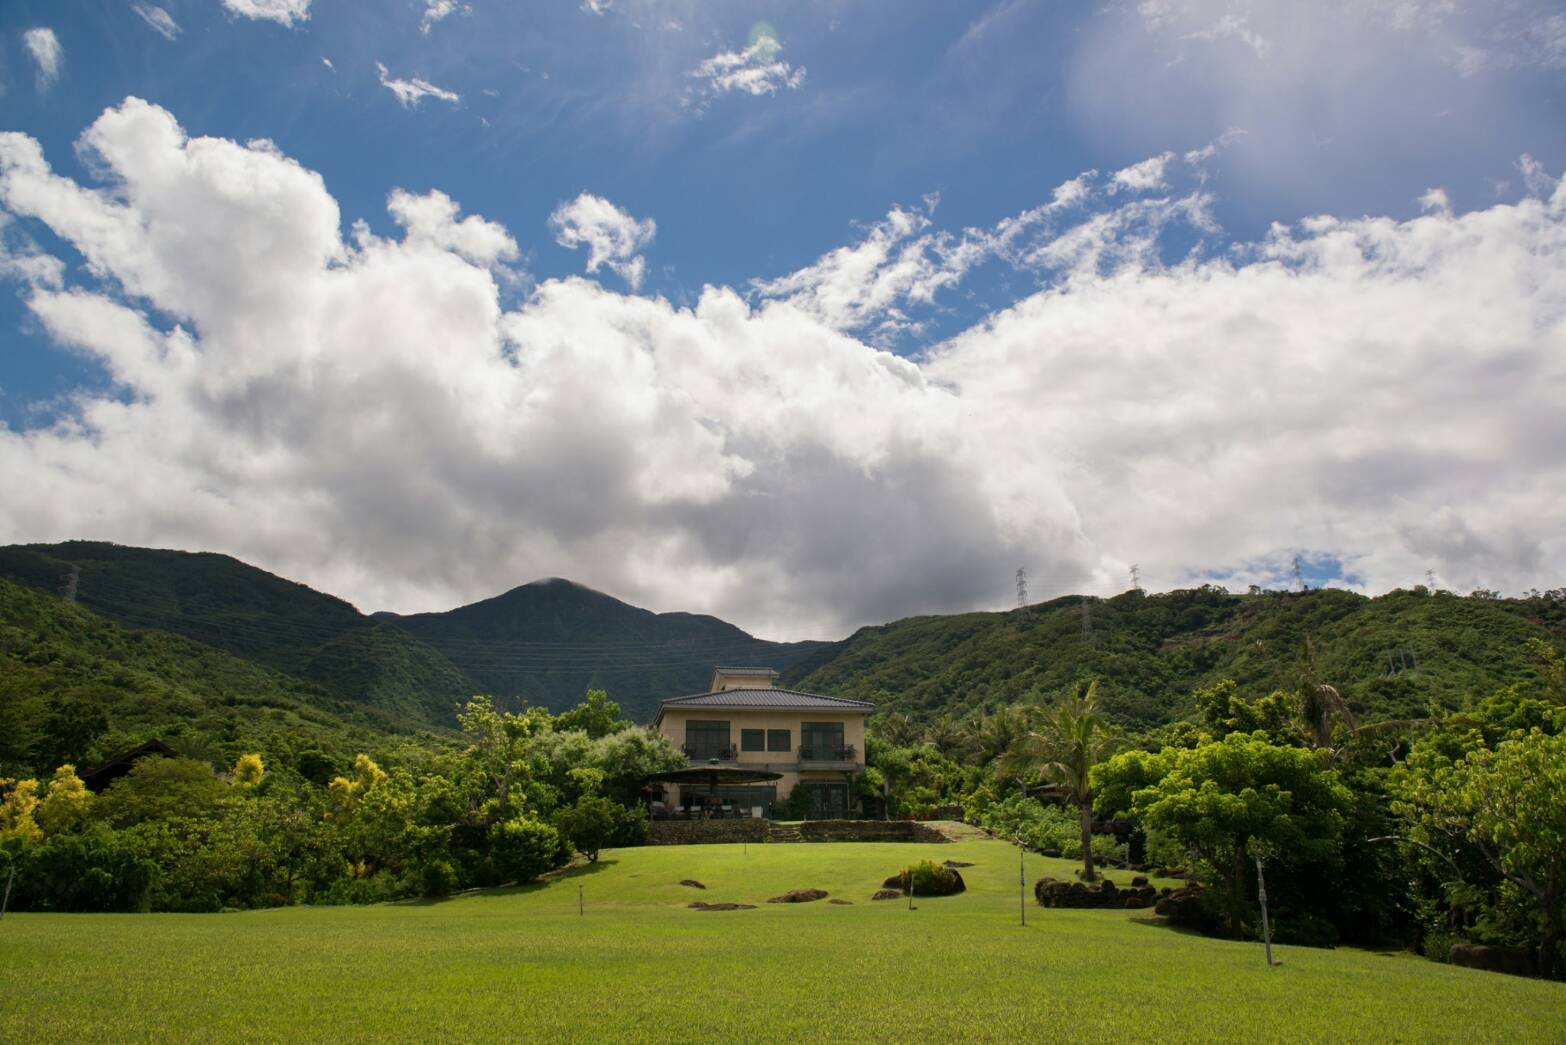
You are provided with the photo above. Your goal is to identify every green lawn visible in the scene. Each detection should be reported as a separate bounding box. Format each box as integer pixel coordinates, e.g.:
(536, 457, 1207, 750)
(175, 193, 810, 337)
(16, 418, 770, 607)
(3, 832, 1563, 1043)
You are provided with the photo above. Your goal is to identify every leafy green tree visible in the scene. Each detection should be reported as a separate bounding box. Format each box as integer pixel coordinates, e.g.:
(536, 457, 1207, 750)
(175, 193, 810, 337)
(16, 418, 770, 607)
(0, 778, 42, 843)
(95, 757, 231, 827)
(1000, 683, 1120, 881)
(1393, 728, 1566, 978)
(457, 696, 533, 822)
(488, 816, 564, 883)
(1094, 733, 1352, 934)
(35, 764, 93, 835)
(554, 795, 621, 863)
(232, 753, 265, 789)
(553, 690, 630, 739)
(1195, 679, 1297, 744)
(14, 824, 156, 912)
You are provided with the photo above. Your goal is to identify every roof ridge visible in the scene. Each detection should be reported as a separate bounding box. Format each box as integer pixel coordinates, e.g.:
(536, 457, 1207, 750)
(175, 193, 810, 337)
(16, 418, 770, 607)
(659, 685, 874, 709)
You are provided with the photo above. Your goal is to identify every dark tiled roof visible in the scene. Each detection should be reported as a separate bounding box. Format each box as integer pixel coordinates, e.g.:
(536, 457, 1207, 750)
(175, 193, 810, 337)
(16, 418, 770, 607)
(660, 687, 874, 711)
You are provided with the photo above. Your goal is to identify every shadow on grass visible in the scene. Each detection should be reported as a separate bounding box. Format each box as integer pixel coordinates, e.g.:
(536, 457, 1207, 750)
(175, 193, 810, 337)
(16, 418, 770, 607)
(1127, 914, 1220, 939)
(395, 858, 619, 906)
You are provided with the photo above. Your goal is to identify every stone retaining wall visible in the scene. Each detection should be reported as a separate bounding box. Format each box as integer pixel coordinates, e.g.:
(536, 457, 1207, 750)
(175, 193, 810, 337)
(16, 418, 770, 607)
(647, 819, 769, 845)
(798, 820, 949, 843)
(647, 819, 948, 845)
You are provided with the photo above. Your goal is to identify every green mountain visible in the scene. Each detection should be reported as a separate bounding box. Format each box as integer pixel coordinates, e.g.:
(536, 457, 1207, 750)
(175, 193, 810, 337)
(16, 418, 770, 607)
(0, 575, 445, 781)
(378, 578, 828, 722)
(0, 542, 477, 725)
(783, 586, 1566, 729)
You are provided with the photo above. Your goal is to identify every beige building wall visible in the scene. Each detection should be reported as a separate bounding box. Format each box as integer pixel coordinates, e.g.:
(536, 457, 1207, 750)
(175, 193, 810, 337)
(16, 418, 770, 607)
(654, 707, 867, 810)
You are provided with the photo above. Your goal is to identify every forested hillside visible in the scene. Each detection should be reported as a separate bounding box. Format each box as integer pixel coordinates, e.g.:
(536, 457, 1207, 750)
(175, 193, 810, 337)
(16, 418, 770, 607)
(0, 542, 478, 725)
(784, 586, 1566, 727)
(0, 576, 445, 781)
(0, 543, 827, 725)
(379, 578, 827, 722)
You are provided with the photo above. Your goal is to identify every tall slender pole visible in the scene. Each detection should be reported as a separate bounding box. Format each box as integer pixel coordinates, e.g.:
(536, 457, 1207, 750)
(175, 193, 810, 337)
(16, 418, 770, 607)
(578, 884, 583, 917)
(1018, 834, 1026, 927)
(1255, 856, 1279, 966)
(0, 854, 13, 921)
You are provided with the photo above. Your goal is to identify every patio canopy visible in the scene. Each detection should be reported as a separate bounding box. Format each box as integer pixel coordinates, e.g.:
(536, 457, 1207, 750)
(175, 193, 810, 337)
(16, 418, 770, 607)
(646, 764, 783, 795)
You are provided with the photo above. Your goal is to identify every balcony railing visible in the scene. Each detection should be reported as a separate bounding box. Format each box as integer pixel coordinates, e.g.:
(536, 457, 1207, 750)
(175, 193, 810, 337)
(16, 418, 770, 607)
(798, 744, 856, 764)
(683, 744, 737, 761)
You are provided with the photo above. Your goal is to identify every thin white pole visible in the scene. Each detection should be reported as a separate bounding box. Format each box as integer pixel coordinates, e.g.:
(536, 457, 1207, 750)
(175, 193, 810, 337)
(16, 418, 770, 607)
(1255, 856, 1280, 966)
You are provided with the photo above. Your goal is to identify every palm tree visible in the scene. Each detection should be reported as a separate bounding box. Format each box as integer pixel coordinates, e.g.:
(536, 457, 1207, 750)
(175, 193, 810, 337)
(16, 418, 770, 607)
(1297, 637, 1357, 750)
(959, 704, 1041, 767)
(1000, 682, 1120, 881)
(922, 714, 964, 758)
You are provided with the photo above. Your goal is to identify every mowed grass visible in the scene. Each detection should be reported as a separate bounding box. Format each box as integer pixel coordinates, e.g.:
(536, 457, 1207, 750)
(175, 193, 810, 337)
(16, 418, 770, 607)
(3, 832, 1564, 1043)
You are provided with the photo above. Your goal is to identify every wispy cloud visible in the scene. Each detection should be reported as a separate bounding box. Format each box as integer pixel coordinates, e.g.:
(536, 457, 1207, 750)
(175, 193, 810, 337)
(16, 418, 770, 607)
(377, 62, 460, 109)
(23, 28, 63, 94)
(549, 193, 655, 289)
(688, 26, 805, 110)
(221, 0, 311, 27)
(420, 0, 467, 35)
(131, 4, 181, 41)
(1110, 152, 1174, 193)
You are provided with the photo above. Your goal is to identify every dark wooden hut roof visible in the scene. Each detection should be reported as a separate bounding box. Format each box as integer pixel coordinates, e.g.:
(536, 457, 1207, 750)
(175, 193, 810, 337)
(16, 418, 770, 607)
(81, 739, 178, 792)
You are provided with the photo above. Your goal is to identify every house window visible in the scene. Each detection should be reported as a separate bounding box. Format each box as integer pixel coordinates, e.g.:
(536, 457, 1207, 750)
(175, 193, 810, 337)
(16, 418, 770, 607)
(792, 782, 849, 818)
(767, 729, 791, 753)
(740, 729, 765, 752)
(684, 720, 731, 759)
(800, 722, 845, 760)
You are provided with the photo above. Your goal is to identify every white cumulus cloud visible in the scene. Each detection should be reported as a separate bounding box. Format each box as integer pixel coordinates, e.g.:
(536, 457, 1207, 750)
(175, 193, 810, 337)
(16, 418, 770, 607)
(221, 0, 311, 26)
(548, 194, 655, 289)
(0, 99, 1563, 640)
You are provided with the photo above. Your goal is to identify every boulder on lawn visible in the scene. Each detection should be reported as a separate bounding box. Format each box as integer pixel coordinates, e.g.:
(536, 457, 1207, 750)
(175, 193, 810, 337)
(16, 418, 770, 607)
(943, 860, 975, 868)
(828, 899, 854, 905)
(1153, 884, 1209, 927)
(688, 901, 755, 911)
(767, 888, 829, 904)
(679, 879, 705, 889)
(871, 889, 903, 901)
(1035, 876, 1158, 909)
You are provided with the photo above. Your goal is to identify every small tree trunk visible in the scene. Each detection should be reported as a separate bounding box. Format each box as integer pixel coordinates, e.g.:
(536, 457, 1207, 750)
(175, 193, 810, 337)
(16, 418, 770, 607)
(1228, 844, 1249, 937)
(1540, 868, 1561, 980)
(1079, 799, 1096, 881)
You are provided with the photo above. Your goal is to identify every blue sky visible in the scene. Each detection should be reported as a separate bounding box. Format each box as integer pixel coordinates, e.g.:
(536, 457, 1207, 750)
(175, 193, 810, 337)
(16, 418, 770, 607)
(1, 1, 1564, 636)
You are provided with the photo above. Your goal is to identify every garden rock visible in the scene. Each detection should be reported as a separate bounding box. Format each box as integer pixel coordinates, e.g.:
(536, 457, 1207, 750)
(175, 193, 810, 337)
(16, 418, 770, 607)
(828, 899, 854, 905)
(1153, 884, 1209, 927)
(679, 879, 705, 889)
(1034, 876, 1157, 909)
(687, 901, 755, 911)
(767, 889, 829, 903)
(871, 889, 903, 901)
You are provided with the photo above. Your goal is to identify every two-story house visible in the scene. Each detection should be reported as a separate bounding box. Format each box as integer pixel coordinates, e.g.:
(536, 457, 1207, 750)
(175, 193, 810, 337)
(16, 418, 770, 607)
(652, 667, 874, 818)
